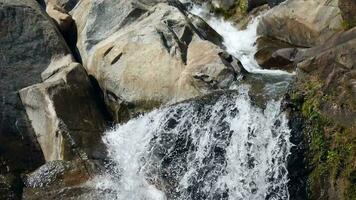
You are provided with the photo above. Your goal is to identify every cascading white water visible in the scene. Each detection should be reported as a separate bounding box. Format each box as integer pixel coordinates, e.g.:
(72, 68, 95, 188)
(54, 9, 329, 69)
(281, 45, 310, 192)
(187, 3, 293, 76)
(92, 2, 294, 200)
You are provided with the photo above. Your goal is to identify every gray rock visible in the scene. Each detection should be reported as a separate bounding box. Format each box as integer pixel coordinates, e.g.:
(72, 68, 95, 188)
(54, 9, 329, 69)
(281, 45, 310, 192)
(0, 0, 71, 183)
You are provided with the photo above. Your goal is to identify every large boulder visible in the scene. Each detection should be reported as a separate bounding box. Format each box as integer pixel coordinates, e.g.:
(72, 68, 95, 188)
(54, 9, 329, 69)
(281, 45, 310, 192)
(19, 63, 109, 162)
(0, 0, 71, 184)
(289, 27, 356, 200)
(72, 0, 244, 122)
(257, 0, 345, 47)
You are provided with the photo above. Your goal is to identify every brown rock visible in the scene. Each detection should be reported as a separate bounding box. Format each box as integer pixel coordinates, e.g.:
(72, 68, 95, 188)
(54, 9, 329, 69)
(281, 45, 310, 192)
(339, 0, 356, 29)
(257, 0, 344, 47)
(292, 26, 356, 200)
(45, 0, 75, 32)
(254, 37, 298, 71)
(19, 63, 109, 162)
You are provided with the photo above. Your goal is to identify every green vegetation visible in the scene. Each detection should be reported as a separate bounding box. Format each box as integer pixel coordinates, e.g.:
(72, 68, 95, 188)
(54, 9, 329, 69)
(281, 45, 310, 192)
(211, 0, 249, 20)
(291, 77, 356, 200)
(342, 20, 356, 30)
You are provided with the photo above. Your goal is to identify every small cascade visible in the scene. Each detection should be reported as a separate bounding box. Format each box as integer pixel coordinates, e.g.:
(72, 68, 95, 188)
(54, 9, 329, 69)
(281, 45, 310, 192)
(93, 1, 295, 200)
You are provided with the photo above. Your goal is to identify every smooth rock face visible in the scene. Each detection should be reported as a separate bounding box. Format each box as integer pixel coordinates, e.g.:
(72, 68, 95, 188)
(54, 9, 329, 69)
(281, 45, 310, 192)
(0, 0, 71, 182)
(72, 0, 242, 122)
(20, 63, 108, 162)
(254, 37, 297, 71)
(257, 0, 344, 47)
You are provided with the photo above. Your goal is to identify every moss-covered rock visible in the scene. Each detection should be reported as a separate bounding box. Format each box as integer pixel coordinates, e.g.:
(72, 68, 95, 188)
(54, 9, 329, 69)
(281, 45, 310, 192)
(339, 0, 356, 30)
(289, 27, 356, 200)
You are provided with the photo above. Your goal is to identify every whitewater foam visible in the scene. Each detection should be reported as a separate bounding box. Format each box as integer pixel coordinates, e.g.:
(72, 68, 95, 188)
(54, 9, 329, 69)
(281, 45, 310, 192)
(93, 2, 294, 199)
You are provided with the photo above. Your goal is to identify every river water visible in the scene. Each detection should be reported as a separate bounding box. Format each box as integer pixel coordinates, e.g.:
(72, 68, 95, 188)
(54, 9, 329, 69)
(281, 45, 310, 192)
(92, 2, 295, 200)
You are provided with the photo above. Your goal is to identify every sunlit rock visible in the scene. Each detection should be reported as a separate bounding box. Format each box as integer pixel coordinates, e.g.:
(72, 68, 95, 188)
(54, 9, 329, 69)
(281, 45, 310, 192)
(72, 0, 244, 122)
(19, 63, 109, 162)
(257, 0, 344, 47)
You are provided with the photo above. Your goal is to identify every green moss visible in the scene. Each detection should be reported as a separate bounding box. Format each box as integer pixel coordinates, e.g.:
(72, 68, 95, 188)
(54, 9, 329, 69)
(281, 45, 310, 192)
(212, 6, 235, 19)
(342, 19, 356, 30)
(211, 0, 248, 20)
(291, 77, 356, 199)
(238, 0, 248, 12)
(346, 170, 356, 199)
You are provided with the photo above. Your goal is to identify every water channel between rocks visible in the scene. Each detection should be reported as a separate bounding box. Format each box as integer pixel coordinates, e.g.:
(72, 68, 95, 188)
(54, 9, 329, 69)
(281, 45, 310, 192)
(92, 2, 295, 200)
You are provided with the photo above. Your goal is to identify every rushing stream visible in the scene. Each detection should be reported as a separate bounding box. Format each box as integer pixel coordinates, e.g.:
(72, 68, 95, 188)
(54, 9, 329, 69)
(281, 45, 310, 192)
(93, 2, 295, 200)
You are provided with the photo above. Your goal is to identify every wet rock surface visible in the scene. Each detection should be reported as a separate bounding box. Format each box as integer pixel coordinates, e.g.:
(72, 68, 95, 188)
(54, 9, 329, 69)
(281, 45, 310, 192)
(22, 159, 117, 200)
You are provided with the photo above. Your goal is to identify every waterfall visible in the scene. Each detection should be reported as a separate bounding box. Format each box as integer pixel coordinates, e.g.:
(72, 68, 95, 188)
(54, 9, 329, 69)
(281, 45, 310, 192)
(92, 2, 294, 200)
